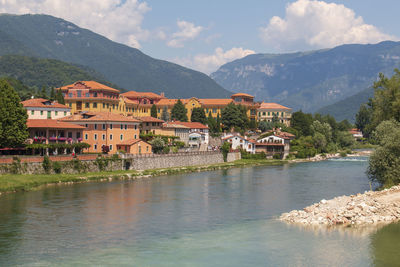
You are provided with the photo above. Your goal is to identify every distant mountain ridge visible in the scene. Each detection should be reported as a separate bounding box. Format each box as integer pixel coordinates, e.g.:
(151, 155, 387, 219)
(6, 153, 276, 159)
(0, 14, 231, 98)
(211, 41, 400, 113)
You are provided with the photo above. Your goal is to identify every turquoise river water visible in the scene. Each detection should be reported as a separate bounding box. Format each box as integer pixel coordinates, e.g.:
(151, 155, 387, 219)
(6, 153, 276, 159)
(0, 157, 399, 266)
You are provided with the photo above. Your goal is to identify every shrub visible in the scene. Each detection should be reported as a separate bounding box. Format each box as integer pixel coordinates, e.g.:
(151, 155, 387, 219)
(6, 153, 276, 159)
(339, 151, 347, 157)
(273, 153, 281, 159)
(163, 146, 170, 154)
(42, 155, 52, 174)
(221, 142, 231, 162)
(72, 158, 82, 173)
(53, 161, 62, 174)
(10, 156, 21, 174)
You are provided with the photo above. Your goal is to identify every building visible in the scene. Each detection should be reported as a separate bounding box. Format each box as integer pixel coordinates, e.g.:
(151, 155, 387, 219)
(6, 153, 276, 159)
(161, 122, 190, 144)
(136, 116, 165, 135)
(121, 91, 165, 117)
(26, 119, 84, 145)
(117, 139, 152, 154)
(222, 134, 256, 154)
(257, 102, 292, 126)
(349, 128, 363, 140)
(172, 121, 209, 148)
(62, 112, 142, 154)
(255, 131, 295, 158)
(22, 98, 71, 119)
(59, 81, 121, 114)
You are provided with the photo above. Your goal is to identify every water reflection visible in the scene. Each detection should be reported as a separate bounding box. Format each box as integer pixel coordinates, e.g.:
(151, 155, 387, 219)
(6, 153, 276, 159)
(370, 222, 400, 266)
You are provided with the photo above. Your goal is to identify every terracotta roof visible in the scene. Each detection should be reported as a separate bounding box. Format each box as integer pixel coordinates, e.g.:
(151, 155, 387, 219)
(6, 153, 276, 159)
(27, 119, 85, 129)
(21, 98, 70, 109)
(199, 99, 233, 106)
(121, 91, 164, 99)
(124, 98, 139, 105)
(222, 134, 254, 143)
(58, 81, 120, 93)
(172, 121, 208, 129)
(62, 112, 141, 123)
(156, 99, 187, 106)
(259, 102, 291, 110)
(118, 138, 151, 146)
(135, 116, 165, 123)
(231, 93, 254, 98)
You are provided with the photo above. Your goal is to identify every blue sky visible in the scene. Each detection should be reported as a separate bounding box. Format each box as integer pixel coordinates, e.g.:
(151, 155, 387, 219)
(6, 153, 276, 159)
(1, 0, 399, 74)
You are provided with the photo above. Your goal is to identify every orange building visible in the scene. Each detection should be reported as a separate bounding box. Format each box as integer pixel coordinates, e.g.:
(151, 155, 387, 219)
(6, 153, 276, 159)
(62, 112, 144, 154)
(117, 139, 152, 154)
(135, 116, 165, 135)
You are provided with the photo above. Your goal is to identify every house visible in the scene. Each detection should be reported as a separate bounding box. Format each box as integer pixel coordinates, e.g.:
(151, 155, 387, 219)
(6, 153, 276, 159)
(222, 133, 256, 154)
(172, 121, 209, 148)
(26, 119, 85, 145)
(135, 116, 165, 135)
(257, 102, 292, 127)
(117, 139, 152, 154)
(349, 128, 363, 140)
(61, 112, 142, 154)
(22, 98, 71, 119)
(160, 122, 190, 144)
(59, 81, 121, 114)
(256, 131, 295, 158)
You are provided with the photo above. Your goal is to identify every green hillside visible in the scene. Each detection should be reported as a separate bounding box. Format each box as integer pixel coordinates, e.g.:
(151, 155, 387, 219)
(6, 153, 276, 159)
(0, 14, 231, 98)
(316, 87, 374, 122)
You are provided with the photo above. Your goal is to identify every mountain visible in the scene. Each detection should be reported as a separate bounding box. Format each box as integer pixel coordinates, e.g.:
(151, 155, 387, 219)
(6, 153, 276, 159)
(317, 87, 374, 123)
(0, 55, 117, 90)
(211, 41, 400, 112)
(0, 14, 231, 98)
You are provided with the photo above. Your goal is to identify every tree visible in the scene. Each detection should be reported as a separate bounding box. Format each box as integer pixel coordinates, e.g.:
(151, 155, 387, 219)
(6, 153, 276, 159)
(151, 104, 157, 118)
(215, 113, 221, 133)
(368, 120, 400, 187)
(39, 85, 47, 99)
(171, 99, 188, 122)
(258, 120, 273, 132)
(150, 137, 165, 154)
(190, 107, 207, 124)
(0, 79, 28, 148)
(291, 111, 313, 137)
(55, 89, 65, 104)
(49, 87, 55, 101)
(161, 106, 170, 121)
(221, 103, 248, 131)
(207, 111, 217, 133)
(355, 104, 372, 136)
(310, 120, 332, 143)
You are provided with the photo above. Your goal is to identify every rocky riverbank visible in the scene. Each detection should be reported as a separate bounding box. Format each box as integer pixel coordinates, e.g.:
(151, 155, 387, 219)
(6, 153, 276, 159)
(280, 184, 400, 226)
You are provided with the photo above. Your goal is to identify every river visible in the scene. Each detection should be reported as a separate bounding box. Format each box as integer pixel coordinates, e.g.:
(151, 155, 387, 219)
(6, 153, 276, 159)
(0, 157, 399, 266)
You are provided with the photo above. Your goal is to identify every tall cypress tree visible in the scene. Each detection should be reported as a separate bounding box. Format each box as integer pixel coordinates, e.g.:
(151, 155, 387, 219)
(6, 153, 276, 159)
(216, 113, 221, 132)
(39, 85, 47, 99)
(207, 111, 217, 133)
(190, 107, 207, 124)
(49, 87, 56, 101)
(55, 89, 65, 104)
(0, 79, 28, 148)
(151, 104, 158, 118)
(171, 99, 188, 122)
(161, 106, 170, 121)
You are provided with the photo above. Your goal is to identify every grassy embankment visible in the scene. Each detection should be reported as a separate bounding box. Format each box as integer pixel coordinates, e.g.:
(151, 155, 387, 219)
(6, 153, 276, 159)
(0, 159, 286, 193)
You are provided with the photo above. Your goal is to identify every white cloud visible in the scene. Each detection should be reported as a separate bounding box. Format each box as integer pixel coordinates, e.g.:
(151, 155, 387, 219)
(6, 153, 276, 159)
(167, 20, 204, 48)
(260, 0, 396, 51)
(0, 0, 150, 48)
(174, 47, 256, 74)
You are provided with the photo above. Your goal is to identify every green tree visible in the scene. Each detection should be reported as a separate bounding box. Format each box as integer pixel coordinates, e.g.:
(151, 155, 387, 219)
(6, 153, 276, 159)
(221, 103, 248, 131)
(39, 85, 47, 99)
(0, 79, 28, 148)
(355, 104, 372, 136)
(311, 120, 332, 143)
(291, 111, 313, 137)
(151, 104, 157, 118)
(258, 120, 273, 132)
(215, 113, 221, 133)
(171, 99, 188, 122)
(336, 131, 355, 148)
(55, 89, 65, 104)
(161, 106, 170, 121)
(368, 120, 400, 187)
(207, 111, 217, 133)
(190, 107, 207, 124)
(49, 87, 55, 101)
(150, 137, 165, 154)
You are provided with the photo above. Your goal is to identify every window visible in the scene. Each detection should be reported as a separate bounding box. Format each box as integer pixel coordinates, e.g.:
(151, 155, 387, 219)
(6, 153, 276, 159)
(103, 103, 105, 108)
(94, 124, 97, 130)
(85, 134, 88, 140)
(134, 134, 137, 139)
(263, 112, 266, 116)
(110, 124, 113, 129)
(146, 146, 149, 152)
(94, 134, 97, 140)
(40, 111, 43, 115)
(102, 124, 106, 130)
(85, 92, 90, 97)
(77, 91, 81, 97)
(109, 145, 113, 151)
(134, 125, 137, 130)
(268, 112, 270, 116)
(112, 104, 115, 109)
(102, 134, 106, 140)
(146, 122, 149, 126)
(47, 111, 51, 119)
(76, 132, 81, 139)
(68, 93, 72, 98)
(68, 132, 72, 138)
(213, 108, 217, 113)
(93, 102, 97, 108)
(85, 102, 90, 108)
(31, 110, 34, 115)
(64, 111, 67, 116)
(85, 124, 89, 128)
(69, 103, 72, 107)
(94, 92, 98, 97)
(120, 134, 123, 141)
(110, 134, 113, 140)
(94, 144, 97, 150)
(124, 124, 127, 130)
(120, 124, 123, 130)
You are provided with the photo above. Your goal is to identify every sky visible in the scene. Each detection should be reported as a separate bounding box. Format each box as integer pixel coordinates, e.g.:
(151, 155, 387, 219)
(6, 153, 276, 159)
(0, 0, 399, 74)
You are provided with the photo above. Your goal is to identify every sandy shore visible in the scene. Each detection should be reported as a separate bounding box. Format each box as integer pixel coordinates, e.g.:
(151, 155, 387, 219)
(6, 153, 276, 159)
(280, 184, 400, 226)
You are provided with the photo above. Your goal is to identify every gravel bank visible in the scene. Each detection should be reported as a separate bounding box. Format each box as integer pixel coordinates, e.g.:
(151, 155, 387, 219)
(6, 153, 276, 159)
(280, 185, 400, 226)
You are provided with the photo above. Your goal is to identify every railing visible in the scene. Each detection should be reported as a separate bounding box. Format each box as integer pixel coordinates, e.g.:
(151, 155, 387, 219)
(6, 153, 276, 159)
(121, 151, 221, 159)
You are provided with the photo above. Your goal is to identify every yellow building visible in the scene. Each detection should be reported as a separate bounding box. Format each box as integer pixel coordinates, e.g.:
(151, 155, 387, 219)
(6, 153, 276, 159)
(257, 102, 292, 126)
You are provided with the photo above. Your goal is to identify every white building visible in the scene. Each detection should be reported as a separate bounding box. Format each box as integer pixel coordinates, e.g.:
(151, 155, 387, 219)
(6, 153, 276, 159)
(22, 98, 71, 120)
(222, 133, 256, 154)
